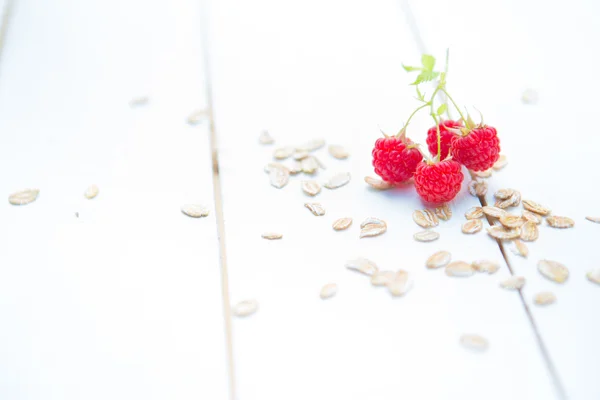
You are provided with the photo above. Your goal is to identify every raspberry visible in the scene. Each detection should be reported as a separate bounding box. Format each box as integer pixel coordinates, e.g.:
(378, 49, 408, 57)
(414, 160, 464, 203)
(450, 125, 500, 171)
(426, 120, 462, 160)
(372, 137, 423, 184)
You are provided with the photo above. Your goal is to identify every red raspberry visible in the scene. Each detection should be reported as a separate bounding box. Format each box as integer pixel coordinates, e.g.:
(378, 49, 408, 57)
(450, 125, 500, 171)
(372, 136, 423, 184)
(426, 120, 462, 160)
(414, 160, 464, 203)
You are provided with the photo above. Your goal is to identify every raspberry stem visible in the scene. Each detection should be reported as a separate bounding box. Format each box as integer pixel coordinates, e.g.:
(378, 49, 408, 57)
(399, 103, 430, 136)
(440, 88, 467, 123)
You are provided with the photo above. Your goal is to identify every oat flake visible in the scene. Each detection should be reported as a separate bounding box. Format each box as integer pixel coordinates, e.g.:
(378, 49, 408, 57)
(181, 204, 209, 218)
(494, 188, 515, 200)
(445, 261, 475, 277)
(473, 169, 492, 178)
(414, 230, 440, 242)
(273, 147, 295, 160)
(435, 204, 452, 221)
(261, 232, 282, 240)
(328, 145, 349, 159)
(320, 283, 338, 299)
(426, 251, 451, 269)
(586, 268, 600, 285)
(387, 270, 412, 297)
(187, 109, 208, 125)
(492, 155, 508, 170)
(324, 172, 351, 189)
(538, 260, 569, 283)
(346, 258, 378, 276)
(258, 130, 274, 145)
(534, 292, 556, 305)
(371, 270, 395, 286)
(487, 226, 520, 240)
(269, 167, 290, 188)
(413, 209, 439, 228)
(468, 180, 488, 197)
(483, 206, 508, 219)
(293, 150, 309, 160)
(301, 157, 319, 175)
(297, 139, 325, 152)
(522, 210, 542, 224)
(332, 217, 352, 231)
(232, 299, 258, 317)
(522, 199, 551, 216)
(462, 219, 483, 234)
(586, 216, 600, 224)
(84, 184, 99, 199)
(512, 240, 529, 258)
(500, 276, 526, 290)
(364, 176, 393, 190)
(465, 206, 484, 220)
(546, 216, 575, 229)
(9, 189, 39, 205)
(360, 217, 387, 238)
(460, 334, 489, 352)
(302, 180, 321, 196)
(472, 260, 499, 274)
(499, 214, 525, 229)
(305, 203, 325, 216)
(520, 221, 539, 241)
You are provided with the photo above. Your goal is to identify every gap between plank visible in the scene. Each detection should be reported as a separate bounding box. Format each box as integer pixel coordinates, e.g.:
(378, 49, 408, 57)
(399, 1, 567, 398)
(199, 0, 237, 399)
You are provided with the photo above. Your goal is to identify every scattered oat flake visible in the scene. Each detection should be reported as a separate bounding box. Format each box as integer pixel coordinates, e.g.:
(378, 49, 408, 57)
(297, 139, 325, 152)
(232, 299, 258, 317)
(328, 145, 349, 159)
(473, 169, 492, 178)
(585, 216, 600, 224)
(483, 206, 508, 219)
(472, 260, 500, 274)
(269, 167, 290, 188)
(492, 155, 508, 170)
(332, 217, 352, 231)
(364, 176, 393, 190)
(129, 96, 149, 107)
(371, 270, 395, 286)
(360, 217, 387, 238)
(468, 180, 488, 197)
(84, 184, 99, 199)
(346, 257, 378, 276)
(445, 261, 475, 277)
(414, 230, 440, 242)
(435, 204, 452, 221)
(462, 219, 483, 234)
(520, 221, 539, 241)
(289, 161, 302, 174)
(534, 292, 556, 305)
(273, 147, 294, 160)
(320, 283, 338, 299)
(521, 88, 539, 104)
(538, 260, 569, 283)
(293, 150, 309, 160)
(301, 157, 319, 174)
(494, 188, 515, 200)
(305, 203, 325, 216)
(258, 130, 274, 145)
(465, 206, 484, 220)
(500, 276, 526, 290)
(460, 334, 489, 352)
(511, 240, 529, 258)
(264, 163, 289, 174)
(302, 180, 321, 196)
(413, 209, 439, 228)
(522, 199, 551, 216)
(313, 156, 327, 170)
(387, 270, 412, 297)
(426, 251, 451, 269)
(499, 214, 525, 229)
(587, 269, 600, 285)
(509, 191, 522, 207)
(181, 204, 209, 218)
(487, 226, 520, 240)
(546, 216, 575, 229)
(261, 232, 282, 240)
(187, 109, 208, 125)
(324, 172, 351, 189)
(8, 189, 39, 205)
(523, 210, 542, 224)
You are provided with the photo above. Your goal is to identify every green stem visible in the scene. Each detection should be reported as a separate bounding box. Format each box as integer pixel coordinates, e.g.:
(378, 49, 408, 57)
(440, 88, 466, 122)
(429, 87, 442, 161)
(401, 102, 430, 133)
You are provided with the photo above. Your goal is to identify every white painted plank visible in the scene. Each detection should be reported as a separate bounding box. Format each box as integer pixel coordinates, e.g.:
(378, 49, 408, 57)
(408, 0, 600, 398)
(0, 1, 228, 399)
(208, 0, 556, 398)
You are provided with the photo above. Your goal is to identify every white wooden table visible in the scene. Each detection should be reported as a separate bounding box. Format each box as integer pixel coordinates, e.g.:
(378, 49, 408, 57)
(0, 0, 598, 399)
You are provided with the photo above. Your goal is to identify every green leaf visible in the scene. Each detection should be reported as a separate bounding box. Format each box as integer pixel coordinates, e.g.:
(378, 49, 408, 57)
(437, 103, 447, 116)
(421, 54, 436, 71)
(402, 64, 421, 72)
(411, 70, 440, 85)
